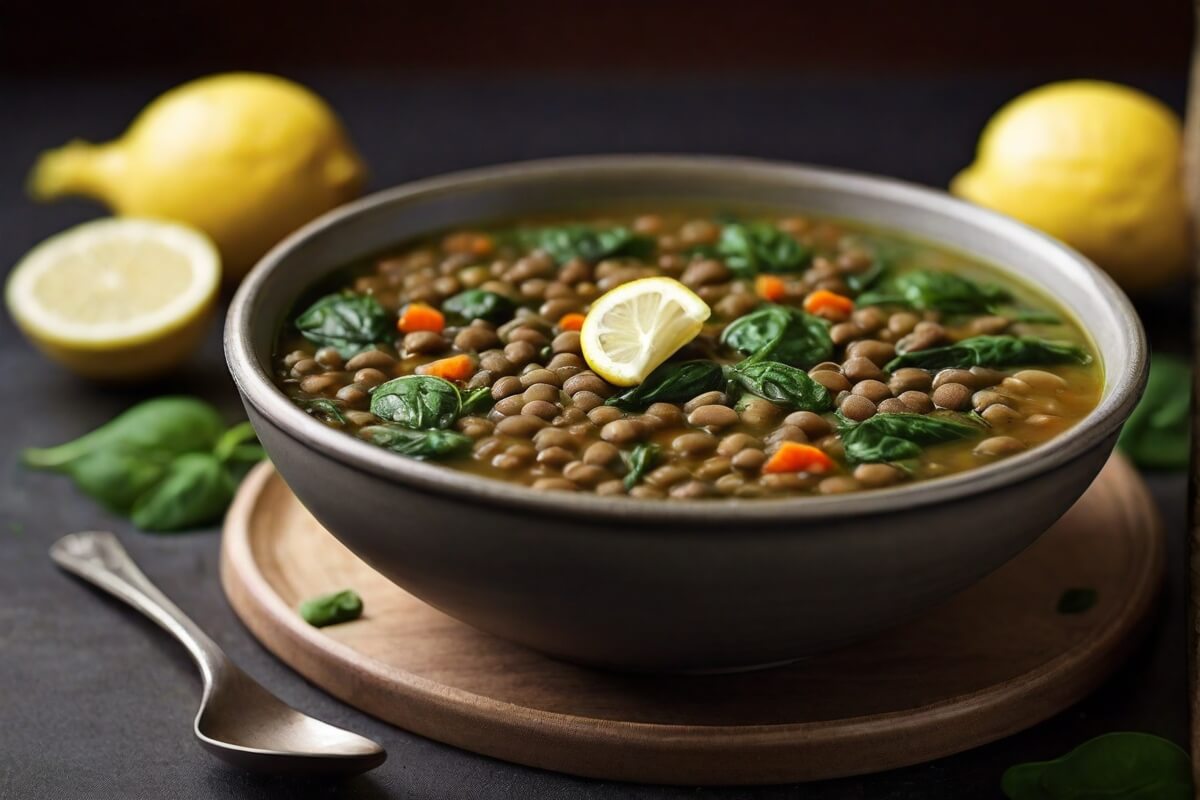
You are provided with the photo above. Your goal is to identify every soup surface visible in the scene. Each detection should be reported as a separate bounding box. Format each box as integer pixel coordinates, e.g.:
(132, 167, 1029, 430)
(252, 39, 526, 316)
(273, 211, 1102, 500)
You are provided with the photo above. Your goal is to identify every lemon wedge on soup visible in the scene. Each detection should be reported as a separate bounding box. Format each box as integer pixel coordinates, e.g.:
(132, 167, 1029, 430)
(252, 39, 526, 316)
(580, 277, 711, 387)
(5, 217, 220, 380)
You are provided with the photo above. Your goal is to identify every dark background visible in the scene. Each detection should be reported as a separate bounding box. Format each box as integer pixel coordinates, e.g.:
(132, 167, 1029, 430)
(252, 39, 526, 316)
(0, 3, 1193, 799)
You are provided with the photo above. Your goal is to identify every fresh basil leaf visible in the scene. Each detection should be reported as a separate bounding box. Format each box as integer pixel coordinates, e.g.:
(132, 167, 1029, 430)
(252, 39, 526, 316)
(297, 398, 347, 426)
(1118, 354, 1190, 470)
(518, 225, 653, 264)
(129, 452, 237, 532)
(299, 589, 364, 627)
(605, 360, 727, 411)
(1057, 588, 1098, 614)
(720, 304, 834, 369)
(295, 291, 389, 357)
(623, 442, 661, 490)
(359, 424, 473, 459)
(1002, 732, 1193, 800)
(441, 289, 518, 325)
(717, 222, 811, 277)
(726, 360, 833, 412)
(22, 396, 225, 471)
(886, 336, 1093, 371)
(460, 386, 496, 416)
(839, 412, 980, 464)
(370, 375, 462, 430)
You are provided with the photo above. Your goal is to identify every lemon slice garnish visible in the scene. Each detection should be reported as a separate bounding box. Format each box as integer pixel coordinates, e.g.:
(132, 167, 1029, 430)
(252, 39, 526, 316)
(5, 217, 220, 380)
(580, 277, 711, 387)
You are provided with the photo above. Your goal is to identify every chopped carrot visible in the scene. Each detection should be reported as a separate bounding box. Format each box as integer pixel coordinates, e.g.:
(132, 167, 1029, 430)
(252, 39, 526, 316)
(755, 274, 787, 302)
(421, 354, 476, 382)
(558, 312, 586, 332)
(397, 303, 445, 334)
(803, 289, 855, 316)
(762, 442, 836, 475)
(443, 232, 494, 257)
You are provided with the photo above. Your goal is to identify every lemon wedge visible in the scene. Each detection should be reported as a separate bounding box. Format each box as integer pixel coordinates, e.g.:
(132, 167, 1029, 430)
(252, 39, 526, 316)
(5, 217, 220, 380)
(580, 277, 711, 387)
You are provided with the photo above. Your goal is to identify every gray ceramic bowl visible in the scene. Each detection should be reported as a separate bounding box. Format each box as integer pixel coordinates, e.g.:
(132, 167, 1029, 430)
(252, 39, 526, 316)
(226, 155, 1146, 672)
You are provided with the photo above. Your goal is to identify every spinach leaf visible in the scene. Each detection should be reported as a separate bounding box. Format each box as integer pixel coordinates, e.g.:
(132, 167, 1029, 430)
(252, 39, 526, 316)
(725, 360, 833, 412)
(845, 254, 888, 293)
(295, 291, 389, 357)
(717, 222, 811, 277)
(299, 589, 364, 627)
(44, 447, 176, 514)
(129, 452, 237, 532)
(623, 442, 661, 490)
(1057, 588, 1098, 614)
(857, 270, 1011, 314)
(886, 336, 1093, 372)
(519, 225, 653, 264)
(720, 304, 834, 369)
(359, 424, 474, 459)
(441, 289, 518, 325)
(460, 386, 496, 416)
(839, 412, 980, 464)
(1118, 354, 1190, 470)
(1002, 732, 1192, 800)
(370, 375, 462, 429)
(606, 360, 727, 411)
(297, 397, 347, 426)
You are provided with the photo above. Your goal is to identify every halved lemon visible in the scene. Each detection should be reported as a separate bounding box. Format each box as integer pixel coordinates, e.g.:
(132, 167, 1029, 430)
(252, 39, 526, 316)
(5, 217, 220, 380)
(580, 277, 711, 387)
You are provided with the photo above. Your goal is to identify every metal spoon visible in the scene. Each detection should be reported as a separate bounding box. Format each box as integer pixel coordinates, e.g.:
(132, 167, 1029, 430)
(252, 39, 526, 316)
(50, 531, 386, 776)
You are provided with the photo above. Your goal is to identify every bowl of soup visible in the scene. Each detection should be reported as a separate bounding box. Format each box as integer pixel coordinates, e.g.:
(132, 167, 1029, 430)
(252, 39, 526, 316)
(225, 155, 1145, 672)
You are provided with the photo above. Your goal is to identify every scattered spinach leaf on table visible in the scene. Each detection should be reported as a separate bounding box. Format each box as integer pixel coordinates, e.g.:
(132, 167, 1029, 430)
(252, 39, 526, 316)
(517, 225, 653, 264)
(886, 335, 1092, 371)
(370, 375, 463, 430)
(1057, 588, 1098, 615)
(441, 289, 518, 325)
(21, 397, 264, 532)
(838, 412, 981, 464)
(299, 589, 364, 627)
(606, 360, 727, 411)
(623, 442, 661, 490)
(359, 424, 474, 459)
(1118, 354, 1190, 470)
(294, 291, 389, 357)
(725, 360, 833, 412)
(720, 304, 834, 369)
(1001, 732, 1192, 799)
(717, 222, 811, 277)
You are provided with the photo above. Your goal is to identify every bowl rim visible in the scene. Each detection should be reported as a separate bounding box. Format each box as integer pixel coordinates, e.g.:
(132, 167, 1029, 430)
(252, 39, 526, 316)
(225, 154, 1147, 527)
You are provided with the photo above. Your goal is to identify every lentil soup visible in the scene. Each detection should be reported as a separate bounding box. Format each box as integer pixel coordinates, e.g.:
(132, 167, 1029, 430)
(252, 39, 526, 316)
(273, 211, 1102, 500)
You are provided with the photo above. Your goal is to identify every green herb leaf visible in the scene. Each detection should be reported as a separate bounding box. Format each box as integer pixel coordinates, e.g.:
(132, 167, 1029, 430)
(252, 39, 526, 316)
(720, 304, 834, 369)
(845, 253, 889, 293)
(518, 225, 653, 264)
(839, 412, 981, 464)
(299, 589, 364, 627)
(1118, 354, 1190, 471)
(606, 360, 727, 411)
(725, 360, 833, 412)
(297, 398, 347, 426)
(886, 335, 1093, 372)
(359, 424, 474, 459)
(857, 270, 1011, 314)
(129, 452, 237, 532)
(623, 442, 661, 490)
(370, 375, 463, 429)
(1057, 588, 1098, 614)
(717, 222, 811, 277)
(295, 291, 389, 357)
(441, 289, 518, 325)
(1002, 732, 1193, 799)
(459, 386, 496, 416)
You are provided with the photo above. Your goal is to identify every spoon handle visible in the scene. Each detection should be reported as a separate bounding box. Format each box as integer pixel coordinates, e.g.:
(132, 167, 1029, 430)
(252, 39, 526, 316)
(50, 531, 228, 681)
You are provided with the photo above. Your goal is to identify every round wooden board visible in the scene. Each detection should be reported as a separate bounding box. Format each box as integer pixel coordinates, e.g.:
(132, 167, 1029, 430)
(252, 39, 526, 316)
(220, 455, 1164, 786)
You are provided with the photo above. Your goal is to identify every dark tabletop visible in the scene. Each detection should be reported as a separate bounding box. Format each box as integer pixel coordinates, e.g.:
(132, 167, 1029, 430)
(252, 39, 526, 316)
(0, 73, 1190, 800)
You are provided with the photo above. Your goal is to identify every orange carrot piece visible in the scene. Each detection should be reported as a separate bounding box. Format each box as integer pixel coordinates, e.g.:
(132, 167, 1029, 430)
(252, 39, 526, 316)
(558, 312, 586, 332)
(397, 303, 445, 334)
(762, 442, 836, 474)
(422, 354, 475, 382)
(443, 231, 494, 257)
(803, 289, 855, 316)
(755, 274, 787, 302)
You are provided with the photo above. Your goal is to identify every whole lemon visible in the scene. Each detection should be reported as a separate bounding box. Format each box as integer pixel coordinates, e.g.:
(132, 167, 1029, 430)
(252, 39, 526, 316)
(951, 80, 1189, 294)
(28, 73, 366, 281)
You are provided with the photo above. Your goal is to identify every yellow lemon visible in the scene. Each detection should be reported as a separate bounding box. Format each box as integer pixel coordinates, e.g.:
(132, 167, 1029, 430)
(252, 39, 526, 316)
(28, 73, 365, 281)
(5, 218, 220, 380)
(951, 80, 1189, 294)
(580, 277, 711, 387)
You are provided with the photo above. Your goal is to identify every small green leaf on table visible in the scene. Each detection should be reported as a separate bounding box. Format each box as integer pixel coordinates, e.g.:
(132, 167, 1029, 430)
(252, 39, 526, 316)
(299, 589, 364, 628)
(1002, 732, 1192, 799)
(1118, 353, 1190, 471)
